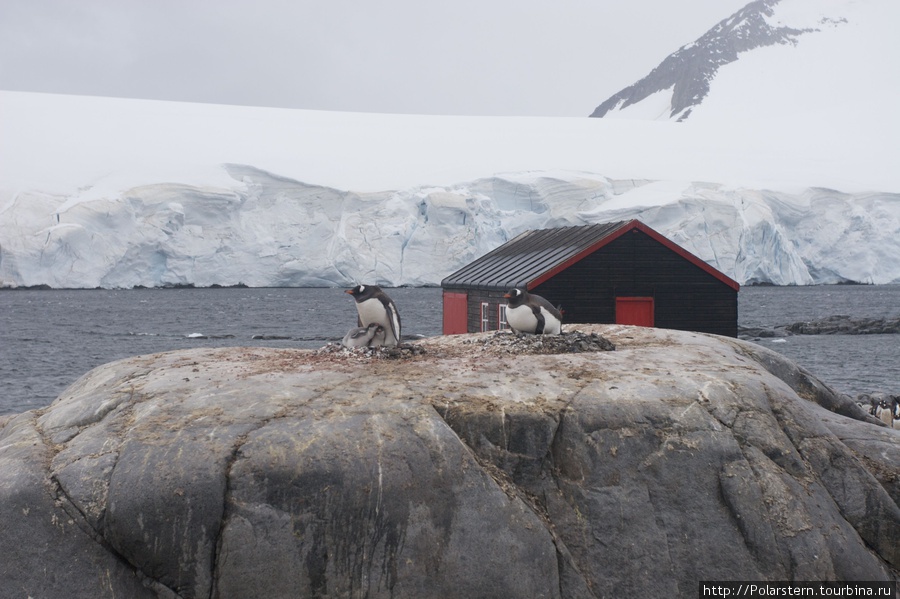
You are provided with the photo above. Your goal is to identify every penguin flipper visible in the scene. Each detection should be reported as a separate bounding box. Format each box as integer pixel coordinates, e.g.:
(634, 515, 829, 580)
(378, 296, 402, 345)
(532, 305, 546, 334)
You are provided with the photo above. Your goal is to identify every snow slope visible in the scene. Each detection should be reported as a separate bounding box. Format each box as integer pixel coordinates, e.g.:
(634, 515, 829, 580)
(2, 84, 896, 197)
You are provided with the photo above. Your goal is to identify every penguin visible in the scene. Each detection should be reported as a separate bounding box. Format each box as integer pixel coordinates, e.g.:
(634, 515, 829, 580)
(503, 288, 562, 335)
(341, 322, 386, 348)
(345, 284, 402, 347)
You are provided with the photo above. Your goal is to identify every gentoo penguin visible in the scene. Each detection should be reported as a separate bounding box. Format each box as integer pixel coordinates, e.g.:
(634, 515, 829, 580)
(345, 284, 402, 347)
(341, 323, 386, 348)
(504, 288, 562, 335)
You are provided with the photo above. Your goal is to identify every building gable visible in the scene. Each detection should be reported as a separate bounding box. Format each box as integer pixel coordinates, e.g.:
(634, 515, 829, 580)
(441, 220, 738, 292)
(528, 220, 739, 292)
(441, 220, 739, 337)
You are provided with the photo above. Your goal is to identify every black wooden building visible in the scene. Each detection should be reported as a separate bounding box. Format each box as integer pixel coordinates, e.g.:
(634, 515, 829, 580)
(440, 219, 740, 337)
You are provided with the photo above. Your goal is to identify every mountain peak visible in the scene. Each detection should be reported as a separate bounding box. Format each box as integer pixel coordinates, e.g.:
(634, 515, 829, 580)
(589, 0, 827, 121)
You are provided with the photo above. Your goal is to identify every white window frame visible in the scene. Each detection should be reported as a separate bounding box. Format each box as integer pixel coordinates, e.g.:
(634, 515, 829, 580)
(498, 304, 509, 330)
(481, 302, 490, 332)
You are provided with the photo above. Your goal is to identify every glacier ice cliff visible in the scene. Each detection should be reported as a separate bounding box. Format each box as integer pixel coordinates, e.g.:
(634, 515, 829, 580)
(1, 165, 898, 288)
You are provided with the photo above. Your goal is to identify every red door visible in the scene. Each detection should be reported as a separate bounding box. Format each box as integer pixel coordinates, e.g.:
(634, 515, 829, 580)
(443, 291, 468, 334)
(615, 297, 654, 327)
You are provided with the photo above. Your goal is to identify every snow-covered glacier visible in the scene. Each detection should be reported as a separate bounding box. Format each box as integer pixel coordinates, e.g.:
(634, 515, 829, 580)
(1, 165, 897, 288)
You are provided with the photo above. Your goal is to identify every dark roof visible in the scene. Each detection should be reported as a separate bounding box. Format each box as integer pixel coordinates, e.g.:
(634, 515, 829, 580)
(441, 219, 740, 291)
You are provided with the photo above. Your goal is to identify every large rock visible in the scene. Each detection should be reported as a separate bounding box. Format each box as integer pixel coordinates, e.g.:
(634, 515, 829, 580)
(1, 325, 898, 598)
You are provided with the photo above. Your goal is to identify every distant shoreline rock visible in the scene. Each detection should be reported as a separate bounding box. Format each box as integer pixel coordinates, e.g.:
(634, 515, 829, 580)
(740, 315, 900, 339)
(1, 325, 897, 598)
(784, 315, 900, 335)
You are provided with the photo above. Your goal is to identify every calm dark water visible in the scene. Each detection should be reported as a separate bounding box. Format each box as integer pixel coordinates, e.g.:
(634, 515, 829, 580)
(737, 285, 900, 399)
(0, 287, 442, 416)
(1, 285, 898, 415)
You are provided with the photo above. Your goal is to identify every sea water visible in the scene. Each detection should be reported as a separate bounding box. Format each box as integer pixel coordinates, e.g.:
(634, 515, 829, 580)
(1, 285, 898, 416)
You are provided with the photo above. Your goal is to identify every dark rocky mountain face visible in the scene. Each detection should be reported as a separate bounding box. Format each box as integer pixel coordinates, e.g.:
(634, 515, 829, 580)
(589, 0, 819, 121)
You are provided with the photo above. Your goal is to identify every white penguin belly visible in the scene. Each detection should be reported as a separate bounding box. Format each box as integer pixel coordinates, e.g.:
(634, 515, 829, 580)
(506, 304, 560, 334)
(356, 298, 399, 345)
(506, 304, 538, 333)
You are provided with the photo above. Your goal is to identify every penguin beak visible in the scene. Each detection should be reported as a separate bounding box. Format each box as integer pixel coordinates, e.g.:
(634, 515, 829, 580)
(503, 293, 511, 298)
(345, 289, 353, 294)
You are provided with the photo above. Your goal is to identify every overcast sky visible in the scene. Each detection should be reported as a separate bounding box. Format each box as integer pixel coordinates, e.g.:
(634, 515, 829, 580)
(0, 0, 749, 117)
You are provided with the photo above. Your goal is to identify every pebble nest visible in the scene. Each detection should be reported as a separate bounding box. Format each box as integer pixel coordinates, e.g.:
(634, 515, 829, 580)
(313, 330, 616, 362)
(464, 330, 616, 355)
(315, 342, 428, 361)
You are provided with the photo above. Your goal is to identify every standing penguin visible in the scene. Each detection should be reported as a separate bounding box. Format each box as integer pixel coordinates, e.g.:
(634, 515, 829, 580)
(504, 288, 562, 334)
(345, 284, 402, 347)
(341, 323, 386, 348)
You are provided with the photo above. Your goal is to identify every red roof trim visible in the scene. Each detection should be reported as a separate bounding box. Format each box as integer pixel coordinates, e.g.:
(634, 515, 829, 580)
(528, 219, 740, 292)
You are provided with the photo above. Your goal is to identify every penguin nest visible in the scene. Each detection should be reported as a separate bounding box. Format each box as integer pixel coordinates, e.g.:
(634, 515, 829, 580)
(312, 331, 616, 364)
(465, 331, 615, 355)
(315, 342, 428, 361)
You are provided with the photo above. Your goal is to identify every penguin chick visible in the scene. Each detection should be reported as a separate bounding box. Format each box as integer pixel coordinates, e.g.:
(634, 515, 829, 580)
(504, 288, 562, 334)
(367, 323, 387, 347)
(341, 323, 386, 348)
(345, 284, 402, 347)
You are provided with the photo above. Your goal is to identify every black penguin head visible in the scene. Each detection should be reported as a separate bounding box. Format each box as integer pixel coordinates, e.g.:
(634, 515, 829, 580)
(346, 284, 380, 301)
(503, 288, 526, 307)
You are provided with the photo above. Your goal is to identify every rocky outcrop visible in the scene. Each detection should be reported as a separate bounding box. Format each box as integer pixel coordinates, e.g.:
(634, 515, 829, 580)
(1, 325, 898, 598)
(741, 315, 900, 339)
(784, 315, 900, 336)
